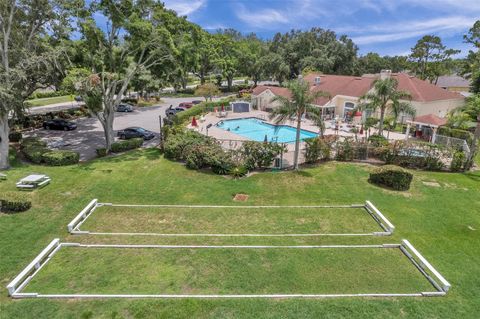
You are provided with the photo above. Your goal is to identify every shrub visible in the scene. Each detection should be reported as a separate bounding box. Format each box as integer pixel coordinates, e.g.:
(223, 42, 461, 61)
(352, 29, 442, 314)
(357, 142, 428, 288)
(111, 138, 143, 153)
(121, 98, 138, 105)
(27, 90, 67, 99)
(96, 148, 107, 157)
(20, 137, 47, 149)
(164, 130, 213, 160)
(0, 192, 32, 213)
(368, 134, 388, 147)
(335, 138, 355, 161)
(42, 150, 80, 166)
(240, 141, 284, 170)
(450, 151, 466, 172)
(229, 165, 248, 178)
(184, 144, 221, 170)
(304, 138, 332, 163)
(8, 131, 22, 142)
(369, 165, 413, 191)
(211, 154, 234, 175)
(23, 146, 49, 163)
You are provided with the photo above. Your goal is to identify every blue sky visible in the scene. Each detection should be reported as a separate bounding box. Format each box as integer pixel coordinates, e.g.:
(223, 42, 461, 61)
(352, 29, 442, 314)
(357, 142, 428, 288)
(162, 0, 479, 57)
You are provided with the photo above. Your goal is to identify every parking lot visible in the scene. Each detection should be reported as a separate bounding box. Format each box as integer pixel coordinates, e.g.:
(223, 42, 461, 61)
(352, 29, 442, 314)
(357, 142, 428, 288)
(26, 97, 207, 161)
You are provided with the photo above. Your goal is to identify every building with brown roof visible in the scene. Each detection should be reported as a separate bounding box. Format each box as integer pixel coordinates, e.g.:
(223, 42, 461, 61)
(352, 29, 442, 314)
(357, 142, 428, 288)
(251, 71, 465, 123)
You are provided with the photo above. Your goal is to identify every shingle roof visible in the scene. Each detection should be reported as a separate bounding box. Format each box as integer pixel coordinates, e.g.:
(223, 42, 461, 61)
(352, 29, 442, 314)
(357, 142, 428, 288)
(436, 75, 471, 89)
(412, 114, 447, 127)
(252, 85, 291, 99)
(304, 74, 374, 105)
(252, 73, 464, 106)
(391, 73, 464, 102)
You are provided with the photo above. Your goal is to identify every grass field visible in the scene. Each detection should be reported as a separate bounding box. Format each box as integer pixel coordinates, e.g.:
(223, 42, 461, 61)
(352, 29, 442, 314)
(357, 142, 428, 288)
(24, 246, 433, 295)
(26, 95, 74, 107)
(0, 148, 479, 318)
(78, 205, 384, 236)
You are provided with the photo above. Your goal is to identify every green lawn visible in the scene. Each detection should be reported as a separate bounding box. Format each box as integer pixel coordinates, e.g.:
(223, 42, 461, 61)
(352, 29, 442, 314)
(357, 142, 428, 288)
(80, 206, 381, 235)
(24, 246, 432, 295)
(26, 95, 75, 107)
(0, 148, 479, 318)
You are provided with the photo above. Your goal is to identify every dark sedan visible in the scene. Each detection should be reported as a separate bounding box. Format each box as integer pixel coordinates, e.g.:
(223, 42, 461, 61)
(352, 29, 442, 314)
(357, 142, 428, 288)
(117, 127, 155, 140)
(166, 106, 186, 116)
(43, 119, 77, 131)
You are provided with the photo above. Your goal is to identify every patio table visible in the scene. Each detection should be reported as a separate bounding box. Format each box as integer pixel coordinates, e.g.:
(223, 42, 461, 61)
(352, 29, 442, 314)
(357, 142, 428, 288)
(16, 174, 51, 190)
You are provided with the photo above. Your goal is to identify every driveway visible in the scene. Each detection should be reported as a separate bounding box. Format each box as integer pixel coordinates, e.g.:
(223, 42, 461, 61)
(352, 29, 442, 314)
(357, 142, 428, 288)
(26, 97, 209, 161)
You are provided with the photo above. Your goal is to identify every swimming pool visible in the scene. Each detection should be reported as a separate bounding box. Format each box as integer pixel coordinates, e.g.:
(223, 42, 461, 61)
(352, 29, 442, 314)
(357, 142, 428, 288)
(216, 118, 318, 143)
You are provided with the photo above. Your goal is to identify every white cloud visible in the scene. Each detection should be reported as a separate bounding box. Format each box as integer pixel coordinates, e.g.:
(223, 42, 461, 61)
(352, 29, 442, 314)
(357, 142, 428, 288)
(236, 5, 289, 28)
(163, 0, 206, 17)
(350, 16, 477, 44)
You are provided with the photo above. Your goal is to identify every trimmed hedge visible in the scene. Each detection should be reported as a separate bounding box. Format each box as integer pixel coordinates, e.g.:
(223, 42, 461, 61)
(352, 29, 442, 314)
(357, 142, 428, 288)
(8, 131, 22, 142)
(21, 137, 79, 165)
(111, 138, 143, 153)
(0, 192, 32, 213)
(23, 146, 49, 164)
(96, 148, 107, 157)
(27, 90, 67, 99)
(369, 165, 413, 191)
(42, 150, 80, 166)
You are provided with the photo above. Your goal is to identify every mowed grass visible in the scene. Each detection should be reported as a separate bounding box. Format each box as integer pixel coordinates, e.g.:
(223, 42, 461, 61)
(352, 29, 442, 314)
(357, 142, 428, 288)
(25, 246, 433, 295)
(26, 95, 74, 107)
(80, 206, 382, 235)
(0, 148, 479, 318)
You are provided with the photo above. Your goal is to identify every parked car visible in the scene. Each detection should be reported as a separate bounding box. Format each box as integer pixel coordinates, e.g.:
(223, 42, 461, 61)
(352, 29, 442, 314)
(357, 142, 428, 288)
(179, 102, 193, 109)
(43, 119, 77, 131)
(117, 127, 155, 140)
(116, 103, 134, 112)
(192, 100, 202, 105)
(166, 105, 186, 116)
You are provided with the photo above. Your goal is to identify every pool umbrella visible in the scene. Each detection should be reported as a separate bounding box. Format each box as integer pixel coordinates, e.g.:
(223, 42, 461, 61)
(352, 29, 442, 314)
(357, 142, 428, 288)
(191, 116, 198, 127)
(221, 104, 225, 112)
(359, 125, 364, 135)
(264, 134, 268, 143)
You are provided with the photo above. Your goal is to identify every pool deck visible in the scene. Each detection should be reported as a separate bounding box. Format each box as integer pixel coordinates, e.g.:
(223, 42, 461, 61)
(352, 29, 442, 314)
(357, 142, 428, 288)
(189, 110, 408, 166)
(192, 110, 407, 141)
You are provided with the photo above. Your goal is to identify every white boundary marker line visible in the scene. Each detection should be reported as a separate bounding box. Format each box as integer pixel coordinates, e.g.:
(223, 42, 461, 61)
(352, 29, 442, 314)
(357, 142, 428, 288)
(67, 199, 98, 232)
(7, 240, 450, 299)
(401, 240, 451, 293)
(365, 201, 395, 234)
(6, 239, 60, 296)
(70, 200, 394, 237)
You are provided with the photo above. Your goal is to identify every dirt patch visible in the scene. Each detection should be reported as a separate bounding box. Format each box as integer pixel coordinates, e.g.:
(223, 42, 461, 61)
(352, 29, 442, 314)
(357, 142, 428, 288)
(233, 193, 249, 202)
(423, 181, 441, 187)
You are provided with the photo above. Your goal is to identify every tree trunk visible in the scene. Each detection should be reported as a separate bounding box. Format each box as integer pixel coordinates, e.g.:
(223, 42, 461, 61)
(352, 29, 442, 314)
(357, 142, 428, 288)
(181, 77, 187, 90)
(0, 113, 10, 170)
(293, 113, 302, 170)
(98, 106, 115, 152)
(378, 107, 385, 136)
(465, 116, 480, 170)
(227, 77, 233, 92)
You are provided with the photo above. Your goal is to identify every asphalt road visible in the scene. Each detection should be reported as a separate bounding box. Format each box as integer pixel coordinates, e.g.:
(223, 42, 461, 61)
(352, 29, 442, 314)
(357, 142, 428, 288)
(26, 97, 209, 161)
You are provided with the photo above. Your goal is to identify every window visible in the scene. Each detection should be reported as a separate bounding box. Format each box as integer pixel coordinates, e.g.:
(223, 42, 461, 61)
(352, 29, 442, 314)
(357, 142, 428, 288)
(343, 102, 355, 120)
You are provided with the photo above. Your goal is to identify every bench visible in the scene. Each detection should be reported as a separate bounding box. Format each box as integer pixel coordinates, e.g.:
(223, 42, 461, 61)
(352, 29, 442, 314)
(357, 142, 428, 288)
(38, 179, 51, 188)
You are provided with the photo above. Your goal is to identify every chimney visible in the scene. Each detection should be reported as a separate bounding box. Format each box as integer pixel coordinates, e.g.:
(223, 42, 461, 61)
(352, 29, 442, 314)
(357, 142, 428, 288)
(380, 70, 392, 80)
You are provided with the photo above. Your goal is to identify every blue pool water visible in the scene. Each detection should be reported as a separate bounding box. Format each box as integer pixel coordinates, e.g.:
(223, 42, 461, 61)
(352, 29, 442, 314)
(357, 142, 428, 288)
(216, 118, 318, 143)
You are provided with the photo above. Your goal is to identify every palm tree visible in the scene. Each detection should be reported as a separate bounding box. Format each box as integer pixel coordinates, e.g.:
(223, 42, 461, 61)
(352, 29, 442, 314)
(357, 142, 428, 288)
(269, 79, 329, 170)
(358, 78, 411, 136)
(461, 94, 480, 169)
(388, 98, 416, 138)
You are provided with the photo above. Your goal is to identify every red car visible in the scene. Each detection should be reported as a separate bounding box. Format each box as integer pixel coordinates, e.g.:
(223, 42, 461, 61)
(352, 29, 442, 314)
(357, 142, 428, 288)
(179, 102, 193, 109)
